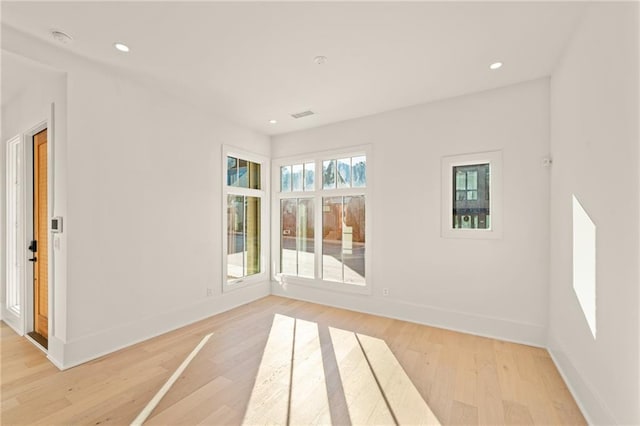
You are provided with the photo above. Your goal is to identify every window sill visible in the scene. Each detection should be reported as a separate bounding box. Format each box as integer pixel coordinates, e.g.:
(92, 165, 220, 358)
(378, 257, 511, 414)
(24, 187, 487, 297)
(223, 273, 268, 293)
(273, 274, 372, 296)
(441, 227, 503, 240)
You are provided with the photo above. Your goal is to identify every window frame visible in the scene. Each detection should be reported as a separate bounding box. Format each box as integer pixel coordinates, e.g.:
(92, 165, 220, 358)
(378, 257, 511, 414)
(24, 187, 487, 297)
(441, 150, 503, 239)
(271, 145, 372, 295)
(5, 135, 25, 317)
(222, 145, 269, 292)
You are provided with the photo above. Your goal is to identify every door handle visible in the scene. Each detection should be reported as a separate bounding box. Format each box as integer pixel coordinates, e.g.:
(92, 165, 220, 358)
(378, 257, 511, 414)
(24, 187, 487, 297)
(28, 257, 37, 262)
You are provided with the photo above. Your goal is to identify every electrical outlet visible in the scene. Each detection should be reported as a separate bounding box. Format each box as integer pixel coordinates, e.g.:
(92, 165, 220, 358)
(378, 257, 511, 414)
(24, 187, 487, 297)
(206, 288, 213, 297)
(383, 288, 389, 296)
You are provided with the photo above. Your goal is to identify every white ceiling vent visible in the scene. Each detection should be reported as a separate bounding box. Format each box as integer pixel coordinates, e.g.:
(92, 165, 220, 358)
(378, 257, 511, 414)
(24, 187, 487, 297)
(290, 110, 315, 119)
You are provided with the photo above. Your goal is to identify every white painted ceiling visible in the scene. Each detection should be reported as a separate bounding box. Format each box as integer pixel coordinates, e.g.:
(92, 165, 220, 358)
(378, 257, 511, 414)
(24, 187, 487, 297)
(1, 1, 587, 135)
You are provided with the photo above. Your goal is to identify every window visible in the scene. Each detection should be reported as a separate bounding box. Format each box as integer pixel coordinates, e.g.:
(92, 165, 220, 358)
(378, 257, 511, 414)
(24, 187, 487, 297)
(280, 198, 314, 278)
(5, 135, 24, 315)
(227, 156, 260, 189)
(227, 195, 261, 279)
(223, 147, 268, 289)
(321, 156, 366, 189)
(441, 151, 502, 239)
(322, 195, 365, 284)
(273, 148, 371, 293)
(280, 162, 315, 192)
(453, 164, 490, 229)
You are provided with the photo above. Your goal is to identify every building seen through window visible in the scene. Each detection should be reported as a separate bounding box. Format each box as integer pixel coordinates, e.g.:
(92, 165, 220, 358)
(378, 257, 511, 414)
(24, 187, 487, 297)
(453, 163, 490, 229)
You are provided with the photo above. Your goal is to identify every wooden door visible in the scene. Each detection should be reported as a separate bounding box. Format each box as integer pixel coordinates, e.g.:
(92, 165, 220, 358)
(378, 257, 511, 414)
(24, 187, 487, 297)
(33, 129, 48, 339)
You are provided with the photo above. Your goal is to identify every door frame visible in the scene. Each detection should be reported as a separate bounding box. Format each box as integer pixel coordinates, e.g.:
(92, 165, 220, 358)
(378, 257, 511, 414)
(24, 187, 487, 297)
(22, 119, 53, 349)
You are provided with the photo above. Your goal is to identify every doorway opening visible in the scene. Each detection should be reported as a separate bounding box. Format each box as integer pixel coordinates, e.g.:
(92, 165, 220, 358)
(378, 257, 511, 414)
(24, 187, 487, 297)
(26, 128, 49, 349)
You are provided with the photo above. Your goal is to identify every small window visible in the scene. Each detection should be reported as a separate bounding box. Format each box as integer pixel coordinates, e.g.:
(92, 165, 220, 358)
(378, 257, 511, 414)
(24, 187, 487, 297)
(304, 162, 315, 190)
(453, 164, 489, 229)
(352, 156, 367, 188)
(442, 151, 502, 239)
(322, 156, 366, 189)
(322, 160, 336, 189)
(280, 162, 316, 192)
(228, 156, 261, 189)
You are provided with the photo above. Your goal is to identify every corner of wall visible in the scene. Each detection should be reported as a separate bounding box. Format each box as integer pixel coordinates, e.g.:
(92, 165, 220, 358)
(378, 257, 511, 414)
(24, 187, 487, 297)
(547, 334, 616, 425)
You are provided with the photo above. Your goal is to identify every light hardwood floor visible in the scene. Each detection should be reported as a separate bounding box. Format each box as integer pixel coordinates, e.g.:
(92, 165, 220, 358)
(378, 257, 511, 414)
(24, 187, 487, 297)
(1, 296, 586, 425)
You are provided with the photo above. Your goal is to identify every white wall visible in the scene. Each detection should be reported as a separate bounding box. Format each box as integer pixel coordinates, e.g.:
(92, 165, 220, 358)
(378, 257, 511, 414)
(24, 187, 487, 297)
(548, 2, 640, 424)
(272, 78, 551, 346)
(0, 51, 68, 365)
(2, 27, 271, 368)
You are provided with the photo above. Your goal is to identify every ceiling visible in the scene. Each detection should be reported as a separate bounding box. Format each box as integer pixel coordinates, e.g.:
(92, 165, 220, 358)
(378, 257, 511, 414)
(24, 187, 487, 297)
(1, 1, 587, 135)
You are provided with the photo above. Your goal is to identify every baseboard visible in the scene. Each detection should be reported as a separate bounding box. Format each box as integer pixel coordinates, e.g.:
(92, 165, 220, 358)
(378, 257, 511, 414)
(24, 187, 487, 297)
(271, 281, 546, 347)
(47, 335, 65, 370)
(1, 310, 24, 336)
(547, 335, 617, 425)
(59, 281, 270, 369)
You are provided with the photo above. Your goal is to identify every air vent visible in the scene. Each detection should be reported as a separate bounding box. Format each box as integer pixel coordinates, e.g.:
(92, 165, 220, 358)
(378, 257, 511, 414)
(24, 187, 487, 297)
(290, 110, 315, 119)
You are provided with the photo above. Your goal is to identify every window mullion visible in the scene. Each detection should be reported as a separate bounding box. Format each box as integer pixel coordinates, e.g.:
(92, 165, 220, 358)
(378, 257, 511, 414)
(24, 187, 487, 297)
(315, 193, 322, 280)
(341, 196, 345, 283)
(243, 196, 247, 276)
(295, 198, 300, 276)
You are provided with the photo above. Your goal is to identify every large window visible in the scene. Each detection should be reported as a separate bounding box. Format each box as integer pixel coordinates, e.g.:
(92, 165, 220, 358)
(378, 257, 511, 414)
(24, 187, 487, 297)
(223, 147, 268, 289)
(441, 150, 502, 239)
(273, 148, 371, 293)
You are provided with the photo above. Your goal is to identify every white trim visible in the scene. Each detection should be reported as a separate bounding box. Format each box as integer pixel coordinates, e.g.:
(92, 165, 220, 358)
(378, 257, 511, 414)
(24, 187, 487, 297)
(221, 145, 270, 293)
(274, 274, 371, 296)
(47, 103, 56, 341)
(271, 282, 546, 347)
(5, 134, 25, 325)
(441, 150, 503, 239)
(547, 334, 615, 425)
(271, 145, 373, 295)
(59, 281, 269, 370)
(22, 120, 49, 345)
(2, 314, 24, 336)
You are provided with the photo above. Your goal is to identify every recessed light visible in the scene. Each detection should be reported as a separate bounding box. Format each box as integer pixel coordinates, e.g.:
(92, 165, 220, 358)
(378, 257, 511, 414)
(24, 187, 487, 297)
(114, 42, 130, 53)
(269, 119, 278, 124)
(314, 55, 327, 65)
(489, 62, 503, 70)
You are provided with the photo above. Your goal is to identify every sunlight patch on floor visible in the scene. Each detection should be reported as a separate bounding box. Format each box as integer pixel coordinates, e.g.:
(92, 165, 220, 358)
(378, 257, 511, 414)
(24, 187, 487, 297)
(289, 319, 331, 424)
(242, 314, 294, 425)
(329, 327, 394, 424)
(242, 313, 439, 425)
(357, 333, 440, 424)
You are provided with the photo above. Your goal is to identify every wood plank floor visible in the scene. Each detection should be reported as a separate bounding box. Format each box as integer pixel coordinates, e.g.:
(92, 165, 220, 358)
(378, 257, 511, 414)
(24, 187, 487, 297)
(1, 296, 586, 425)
